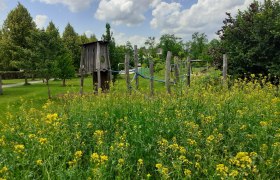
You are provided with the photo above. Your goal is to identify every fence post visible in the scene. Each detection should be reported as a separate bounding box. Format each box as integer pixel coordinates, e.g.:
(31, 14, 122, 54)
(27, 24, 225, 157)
(223, 54, 228, 85)
(96, 42, 101, 92)
(149, 59, 154, 96)
(125, 53, 131, 94)
(186, 56, 191, 87)
(134, 45, 139, 90)
(174, 57, 180, 84)
(0, 74, 3, 95)
(165, 51, 172, 94)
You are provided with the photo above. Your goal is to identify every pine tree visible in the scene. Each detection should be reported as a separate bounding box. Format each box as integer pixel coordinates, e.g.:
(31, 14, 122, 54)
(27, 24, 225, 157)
(2, 3, 36, 85)
(62, 23, 80, 70)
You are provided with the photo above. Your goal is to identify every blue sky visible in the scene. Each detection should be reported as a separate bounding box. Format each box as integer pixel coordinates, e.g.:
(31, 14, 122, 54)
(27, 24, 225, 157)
(0, 0, 262, 46)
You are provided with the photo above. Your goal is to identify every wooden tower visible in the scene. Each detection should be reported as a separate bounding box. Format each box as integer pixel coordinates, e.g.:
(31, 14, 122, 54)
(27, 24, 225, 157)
(80, 41, 111, 92)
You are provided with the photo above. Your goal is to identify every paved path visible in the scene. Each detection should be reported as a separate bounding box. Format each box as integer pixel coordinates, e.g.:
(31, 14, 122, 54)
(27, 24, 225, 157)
(3, 80, 45, 88)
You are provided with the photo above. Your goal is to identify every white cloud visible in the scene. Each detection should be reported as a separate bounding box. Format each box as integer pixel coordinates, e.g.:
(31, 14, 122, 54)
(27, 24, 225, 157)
(0, 0, 7, 12)
(95, 0, 161, 26)
(34, 15, 49, 29)
(112, 29, 147, 47)
(35, 0, 94, 12)
(150, 0, 264, 40)
(85, 30, 93, 38)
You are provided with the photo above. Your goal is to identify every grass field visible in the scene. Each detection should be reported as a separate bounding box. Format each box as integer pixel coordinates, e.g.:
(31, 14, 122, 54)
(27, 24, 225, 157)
(0, 73, 279, 179)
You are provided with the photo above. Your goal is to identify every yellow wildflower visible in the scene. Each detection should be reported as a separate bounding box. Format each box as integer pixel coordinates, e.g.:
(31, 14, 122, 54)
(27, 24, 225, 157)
(75, 151, 83, 159)
(184, 169, 192, 176)
(155, 163, 163, 169)
(68, 159, 77, 167)
(138, 159, 143, 166)
(28, 134, 36, 139)
(14, 144, 25, 153)
(118, 158, 124, 165)
(100, 155, 108, 163)
(229, 170, 238, 177)
(36, 160, 43, 166)
(0, 166, 8, 173)
(39, 138, 47, 145)
(91, 153, 99, 162)
(260, 121, 268, 127)
(206, 135, 215, 143)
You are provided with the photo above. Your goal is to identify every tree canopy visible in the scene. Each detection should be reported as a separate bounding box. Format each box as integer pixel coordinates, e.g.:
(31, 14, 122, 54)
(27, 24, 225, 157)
(218, 0, 280, 77)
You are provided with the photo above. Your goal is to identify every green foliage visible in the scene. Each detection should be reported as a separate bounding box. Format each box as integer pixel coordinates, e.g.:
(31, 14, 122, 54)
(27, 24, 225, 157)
(55, 52, 75, 86)
(159, 34, 184, 60)
(79, 33, 97, 44)
(62, 23, 80, 70)
(207, 39, 223, 68)
(187, 32, 210, 61)
(0, 3, 36, 74)
(218, 0, 280, 77)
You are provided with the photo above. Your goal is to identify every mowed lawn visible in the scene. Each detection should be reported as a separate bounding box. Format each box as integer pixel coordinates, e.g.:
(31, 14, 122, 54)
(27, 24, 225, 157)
(0, 78, 93, 116)
(0, 74, 166, 116)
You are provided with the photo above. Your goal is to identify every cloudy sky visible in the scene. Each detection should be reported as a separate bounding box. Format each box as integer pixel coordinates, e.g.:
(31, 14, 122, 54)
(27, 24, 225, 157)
(0, 0, 263, 46)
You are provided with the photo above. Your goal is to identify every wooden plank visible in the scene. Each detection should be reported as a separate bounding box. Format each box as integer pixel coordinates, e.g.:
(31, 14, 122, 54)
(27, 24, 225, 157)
(96, 42, 101, 92)
(223, 54, 228, 85)
(174, 57, 180, 84)
(186, 56, 191, 87)
(149, 59, 154, 96)
(165, 51, 172, 94)
(134, 45, 139, 90)
(125, 53, 131, 94)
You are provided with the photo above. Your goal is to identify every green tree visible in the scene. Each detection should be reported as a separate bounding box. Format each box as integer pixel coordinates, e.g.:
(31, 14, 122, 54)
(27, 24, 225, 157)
(1, 3, 36, 84)
(159, 34, 184, 60)
(55, 51, 75, 86)
(187, 32, 209, 60)
(207, 39, 223, 68)
(101, 23, 121, 81)
(218, 0, 280, 78)
(46, 22, 75, 86)
(79, 33, 97, 44)
(28, 22, 66, 98)
(62, 23, 80, 70)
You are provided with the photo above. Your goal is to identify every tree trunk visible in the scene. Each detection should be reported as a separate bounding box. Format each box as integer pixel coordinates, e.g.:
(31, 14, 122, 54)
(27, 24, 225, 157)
(24, 75, 29, 85)
(62, 79, 66, 86)
(46, 79, 51, 99)
(0, 74, 3, 95)
(32, 74, 35, 81)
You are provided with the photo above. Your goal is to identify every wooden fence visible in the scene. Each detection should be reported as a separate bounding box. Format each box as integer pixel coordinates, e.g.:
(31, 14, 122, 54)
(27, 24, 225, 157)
(122, 49, 228, 95)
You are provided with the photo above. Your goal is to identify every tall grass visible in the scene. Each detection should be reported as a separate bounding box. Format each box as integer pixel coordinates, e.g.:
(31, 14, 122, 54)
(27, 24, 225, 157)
(0, 74, 279, 179)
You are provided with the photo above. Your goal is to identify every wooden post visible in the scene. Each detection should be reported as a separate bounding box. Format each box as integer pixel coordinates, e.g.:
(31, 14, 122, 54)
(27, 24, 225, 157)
(165, 51, 172, 94)
(174, 57, 180, 84)
(0, 74, 3, 95)
(223, 54, 228, 84)
(96, 42, 101, 92)
(149, 59, 154, 96)
(125, 53, 131, 94)
(186, 56, 191, 87)
(134, 45, 139, 90)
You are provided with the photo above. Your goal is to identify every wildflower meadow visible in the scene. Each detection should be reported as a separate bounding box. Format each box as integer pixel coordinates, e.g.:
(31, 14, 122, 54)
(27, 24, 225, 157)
(0, 74, 279, 179)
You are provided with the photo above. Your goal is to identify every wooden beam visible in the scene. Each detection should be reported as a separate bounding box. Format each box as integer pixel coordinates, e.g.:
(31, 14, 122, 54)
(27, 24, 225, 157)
(186, 56, 191, 87)
(165, 51, 172, 94)
(96, 42, 101, 92)
(125, 53, 131, 94)
(223, 54, 228, 85)
(134, 45, 139, 90)
(149, 59, 154, 96)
